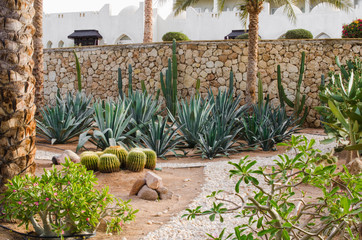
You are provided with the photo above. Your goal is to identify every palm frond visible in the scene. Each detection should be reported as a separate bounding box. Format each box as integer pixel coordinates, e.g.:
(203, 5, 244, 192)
(309, 0, 352, 12)
(174, 0, 201, 15)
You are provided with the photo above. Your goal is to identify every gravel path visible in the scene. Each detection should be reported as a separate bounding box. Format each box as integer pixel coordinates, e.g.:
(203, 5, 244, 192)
(144, 134, 336, 240)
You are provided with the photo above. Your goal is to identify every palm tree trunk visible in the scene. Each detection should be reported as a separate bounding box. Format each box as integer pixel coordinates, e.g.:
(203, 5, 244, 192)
(33, 0, 44, 111)
(246, 10, 261, 104)
(0, 0, 37, 192)
(143, 0, 153, 43)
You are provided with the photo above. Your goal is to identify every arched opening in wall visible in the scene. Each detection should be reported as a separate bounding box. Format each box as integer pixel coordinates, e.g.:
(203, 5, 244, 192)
(46, 41, 53, 48)
(115, 34, 133, 45)
(315, 33, 331, 39)
(58, 40, 64, 48)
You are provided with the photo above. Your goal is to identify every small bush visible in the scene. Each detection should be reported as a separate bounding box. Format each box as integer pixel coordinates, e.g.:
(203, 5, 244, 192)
(235, 33, 261, 40)
(162, 32, 190, 41)
(342, 19, 362, 38)
(285, 29, 313, 39)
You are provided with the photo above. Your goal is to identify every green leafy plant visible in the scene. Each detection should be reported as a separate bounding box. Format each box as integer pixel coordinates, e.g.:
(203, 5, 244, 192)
(77, 100, 135, 151)
(0, 159, 137, 238)
(277, 51, 309, 125)
(284, 29, 313, 39)
(170, 96, 214, 148)
(160, 39, 178, 116)
(162, 32, 190, 41)
(235, 33, 261, 40)
(342, 19, 362, 38)
(73, 50, 82, 92)
(137, 116, 184, 158)
(183, 136, 362, 239)
(316, 57, 362, 162)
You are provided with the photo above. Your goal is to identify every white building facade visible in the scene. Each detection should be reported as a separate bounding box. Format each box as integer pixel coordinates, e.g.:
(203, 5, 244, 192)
(43, 0, 362, 48)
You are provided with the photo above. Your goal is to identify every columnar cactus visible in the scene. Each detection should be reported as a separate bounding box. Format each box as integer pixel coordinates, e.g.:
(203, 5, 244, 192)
(143, 149, 157, 170)
(126, 150, 146, 172)
(98, 154, 120, 173)
(80, 153, 99, 171)
(103, 146, 128, 168)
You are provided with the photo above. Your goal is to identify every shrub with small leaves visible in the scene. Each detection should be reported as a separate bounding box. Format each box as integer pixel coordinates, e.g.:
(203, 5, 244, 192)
(162, 32, 190, 41)
(285, 28, 313, 39)
(0, 159, 138, 238)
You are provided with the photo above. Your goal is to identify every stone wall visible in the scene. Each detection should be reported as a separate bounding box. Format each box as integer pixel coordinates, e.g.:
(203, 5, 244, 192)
(43, 39, 362, 127)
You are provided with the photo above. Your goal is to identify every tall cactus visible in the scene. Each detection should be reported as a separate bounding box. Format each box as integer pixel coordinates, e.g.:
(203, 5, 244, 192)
(128, 64, 133, 97)
(277, 52, 308, 125)
(118, 67, 123, 99)
(160, 39, 178, 116)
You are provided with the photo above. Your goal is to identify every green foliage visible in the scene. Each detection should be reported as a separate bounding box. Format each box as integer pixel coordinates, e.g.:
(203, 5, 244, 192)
(160, 39, 178, 116)
(73, 51, 82, 92)
(137, 116, 184, 158)
(143, 148, 157, 170)
(342, 19, 362, 38)
(162, 32, 190, 41)
(99, 154, 121, 173)
(316, 57, 362, 154)
(103, 146, 128, 168)
(80, 153, 99, 171)
(241, 78, 300, 151)
(0, 159, 137, 238)
(277, 51, 309, 125)
(170, 96, 214, 148)
(183, 136, 362, 239)
(36, 91, 94, 144)
(235, 33, 261, 40)
(77, 100, 136, 151)
(285, 29, 313, 39)
(126, 150, 146, 172)
(118, 67, 123, 99)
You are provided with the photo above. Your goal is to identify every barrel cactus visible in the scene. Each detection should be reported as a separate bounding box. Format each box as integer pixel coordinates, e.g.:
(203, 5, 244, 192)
(80, 153, 99, 171)
(95, 151, 103, 157)
(126, 150, 146, 172)
(103, 146, 128, 168)
(98, 154, 121, 173)
(80, 151, 94, 158)
(143, 149, 157, 170)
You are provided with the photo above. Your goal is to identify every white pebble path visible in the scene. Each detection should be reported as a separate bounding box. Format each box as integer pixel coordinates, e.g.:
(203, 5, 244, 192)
(143, 134, 336, 240)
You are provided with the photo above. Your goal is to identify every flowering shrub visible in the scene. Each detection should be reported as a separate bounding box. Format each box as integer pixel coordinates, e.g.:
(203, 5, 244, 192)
(342, 19, 362, 38)
(0, 159, 137, 238)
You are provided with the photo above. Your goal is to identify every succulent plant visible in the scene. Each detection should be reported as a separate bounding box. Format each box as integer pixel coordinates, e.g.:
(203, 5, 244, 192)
(126, 150, 146, 172)
(80, 151, 95, 158)
(142, 149, 157, 170)
(95, 151, 103, 157)
(80, 153, 99, 171)
(103, 146, 128, 168)
(98, 154, 121, 173)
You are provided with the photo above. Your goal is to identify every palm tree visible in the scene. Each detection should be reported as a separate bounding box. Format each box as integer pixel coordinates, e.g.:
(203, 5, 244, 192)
(0, 0, 37, 191)
(143, 0, 153, 42)
(174, 0, 351, 103)
(33, 0, 45, 110)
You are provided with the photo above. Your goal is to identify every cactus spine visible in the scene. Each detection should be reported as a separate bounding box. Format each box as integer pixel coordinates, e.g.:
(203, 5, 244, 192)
(160, 39, 178, 116)
(103, 146, 128, 168)
(126, 150, 146, 172)
(80, 153, 99, 171)
(143, 149, 157, 170)
(277, 51, 308, 125)
(98, 154, 120, 173)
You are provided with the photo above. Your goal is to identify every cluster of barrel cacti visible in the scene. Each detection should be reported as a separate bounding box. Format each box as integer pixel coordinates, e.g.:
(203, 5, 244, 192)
(79, 146, 157, 173)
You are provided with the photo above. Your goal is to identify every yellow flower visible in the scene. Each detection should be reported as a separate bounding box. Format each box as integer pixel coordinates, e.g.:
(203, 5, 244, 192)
(354, 20, 359, 24)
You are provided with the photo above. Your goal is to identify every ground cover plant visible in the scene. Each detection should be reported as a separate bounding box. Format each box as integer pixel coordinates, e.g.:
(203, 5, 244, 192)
(183, 135, 362, 239)
(0, 159, 137, 238)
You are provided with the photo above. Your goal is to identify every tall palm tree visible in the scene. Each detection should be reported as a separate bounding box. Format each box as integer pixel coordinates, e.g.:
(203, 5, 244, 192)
(33, 0, 45, 110)
(174, 0, 351, 103)
(0, 0, 37, 191)
(143, 0, 154, 42)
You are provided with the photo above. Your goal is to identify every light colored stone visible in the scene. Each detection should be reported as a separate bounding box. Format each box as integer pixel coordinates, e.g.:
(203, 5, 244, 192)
(137, 185, 159, 201)
(145, 171, 162, 190)
(64, 150, 80, 163)
(129, 178, 146, 196)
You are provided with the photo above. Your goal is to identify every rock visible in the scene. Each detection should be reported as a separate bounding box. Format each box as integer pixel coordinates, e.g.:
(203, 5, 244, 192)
(183, 178, 191, 182)
(156, 186, 168, 195)
(137, 185, 159, 201)
(64, 150, 80, 163)
(160, 191, 173, 200)
(51, 153, 68, 165)
(145, 171, 162, 190)
(129, 178, 146, 196)
(346, 158, 362, 175)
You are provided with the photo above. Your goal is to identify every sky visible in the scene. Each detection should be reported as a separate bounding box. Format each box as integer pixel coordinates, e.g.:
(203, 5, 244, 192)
(44, 0, 144, 14)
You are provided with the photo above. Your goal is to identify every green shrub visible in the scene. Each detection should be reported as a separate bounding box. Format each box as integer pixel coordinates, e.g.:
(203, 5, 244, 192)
(162, 32, 190, 41)
(235, 33, 261, 39)
(0, 159, 137, 238)
(342, 19, 362, 38)
(285, 29, 313, 39)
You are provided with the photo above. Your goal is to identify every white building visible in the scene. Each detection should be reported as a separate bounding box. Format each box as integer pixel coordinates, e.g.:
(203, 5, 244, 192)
(43, 0, 362, 48)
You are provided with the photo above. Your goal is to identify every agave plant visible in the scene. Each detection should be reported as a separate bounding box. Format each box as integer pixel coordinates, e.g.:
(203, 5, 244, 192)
(77, 100, 135, 151)
(170, 96, 214, 148)
(137, 115, 184, 158)
(37, 92, 94, 144)
(197, 114, 242, 159)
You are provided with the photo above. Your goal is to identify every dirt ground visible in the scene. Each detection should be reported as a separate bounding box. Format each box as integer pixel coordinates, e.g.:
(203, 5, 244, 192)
(0, 128, 331, 239)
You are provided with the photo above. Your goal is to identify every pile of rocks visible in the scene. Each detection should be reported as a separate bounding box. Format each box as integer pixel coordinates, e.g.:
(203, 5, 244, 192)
(52, 150, 80, 164)
(129, 171, 173, 201)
